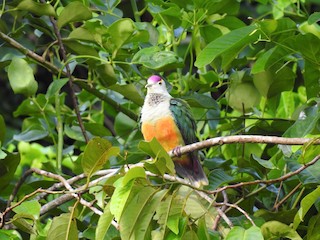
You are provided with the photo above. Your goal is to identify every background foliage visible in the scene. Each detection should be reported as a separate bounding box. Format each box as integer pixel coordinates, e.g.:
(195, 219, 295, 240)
(0, 0, 320, 239)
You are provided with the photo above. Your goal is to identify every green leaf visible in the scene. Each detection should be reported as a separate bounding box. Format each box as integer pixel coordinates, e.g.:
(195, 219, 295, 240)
(195, 25, 258, 68)
(262, 221, 302, 240)
(46, 79, 69, 99)
(252, 154, 277, 169)
(132, 46, 184, 71)
(0, 230, 21, 240)
(122, 167, 146, 185)
(109, 84, 144, 106)
(47, 213, 78, 240)
(153, 195, 172, 239)
(251, 43, 294, 74)
(110, 177, 135, 221)
(57, 1, 92, 28)
(308, 12, 320, 25)
(307, 213, 320, 240)
(81, 137, 119, 178)
(133, 189, 168, 239)
(167, 193, 185, 235)
(96, 203, 114, 240)
(63, 39, 99, 57)
(13, 200, 41, 220)
(0, 152, 20, 190)
(95, 63, 117, 87)
(303, 60, 320, 99)
(207, 169, 234, 190)
(13, 128, 48, 142)
(119, 187, 156, 240)
(293, 186, 320, 229)
(225, 226, 264, 240)
(114, 112, 137, 137)
(139, 138, 175, 175)
(17, 0, 56, 17)
(11, 214, 36, 235)
(8, 58, 38, 97)
(106, 18, 135, 54)
(284, 104, 320, 138)
(0, 114, 6, 144)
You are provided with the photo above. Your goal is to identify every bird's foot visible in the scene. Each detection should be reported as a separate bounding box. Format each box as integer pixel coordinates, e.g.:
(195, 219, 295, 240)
(172, 146, 182, 157)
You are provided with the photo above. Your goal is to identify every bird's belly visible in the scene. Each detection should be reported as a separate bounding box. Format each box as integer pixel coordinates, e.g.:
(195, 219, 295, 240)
(141, 116, 184, 151)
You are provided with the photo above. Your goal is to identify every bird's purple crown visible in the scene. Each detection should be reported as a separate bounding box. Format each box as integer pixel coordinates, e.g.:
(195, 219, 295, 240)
(147, 75, 162, 84)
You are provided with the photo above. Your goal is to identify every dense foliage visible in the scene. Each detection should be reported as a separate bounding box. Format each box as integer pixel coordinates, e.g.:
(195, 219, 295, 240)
(0, 0, 320, 239)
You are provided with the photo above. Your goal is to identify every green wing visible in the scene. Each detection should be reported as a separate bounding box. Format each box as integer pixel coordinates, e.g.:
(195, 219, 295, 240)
(169, 98, 198, 146)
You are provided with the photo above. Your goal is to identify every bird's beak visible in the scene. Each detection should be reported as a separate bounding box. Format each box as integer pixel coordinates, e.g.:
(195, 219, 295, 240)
(145, 83, 152, 88)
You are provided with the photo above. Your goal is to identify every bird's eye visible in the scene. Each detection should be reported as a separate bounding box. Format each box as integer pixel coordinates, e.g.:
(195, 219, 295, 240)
(158, 81, 162, 85)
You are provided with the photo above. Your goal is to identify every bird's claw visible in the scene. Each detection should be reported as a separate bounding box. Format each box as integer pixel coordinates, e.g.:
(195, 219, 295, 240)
(172, 146, 182, 157)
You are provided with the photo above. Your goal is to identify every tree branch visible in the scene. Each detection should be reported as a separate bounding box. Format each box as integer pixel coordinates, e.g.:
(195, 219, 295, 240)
(168, 135, 320, 157)
(210, 154, 320, 194)
(0, 31, 138, 121)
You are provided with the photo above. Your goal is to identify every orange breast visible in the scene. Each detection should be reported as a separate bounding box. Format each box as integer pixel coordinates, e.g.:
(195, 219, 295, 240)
(141, 116, 185, 151)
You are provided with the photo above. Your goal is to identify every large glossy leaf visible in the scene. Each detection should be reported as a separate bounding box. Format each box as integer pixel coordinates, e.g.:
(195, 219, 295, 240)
(261, 221, 302, 240)
(133, 189, 168, 239)
(8, 58, 38, 97)
(293, 187, 320, 229)
(96, 203, 114, 240)
(119, 187, 156, 240)
(57, 1, 92, 28)
(153, 195, 173, 239)
(284, 104, 320, 137)
(195, 25, 258, 68)
(47, 213, 78, 240)
(109, 177, 135, 221)
(81, 137, 119, 178)
(225, 226, 264, 240)
(17, 0, 56, 17)
(0, 152, 20, 190)
(132, 46, 184, 71)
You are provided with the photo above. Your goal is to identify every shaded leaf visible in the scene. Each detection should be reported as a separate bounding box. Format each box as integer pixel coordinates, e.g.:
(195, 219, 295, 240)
(109, 84, 144, 106)
(46, 79, 69, 99)
(47, 213, 78, 240)
(293, 187, 320, 229)
(262, 221, 302, 240)
(0, 152, 20, 190)
(17, 0, 56, 17)
(57, 1, 92, 28)
(133, 189, 168, 239)
(0, 114, 6, 144)
(207, 169, 234, 190)
(120, 187, 156, 240)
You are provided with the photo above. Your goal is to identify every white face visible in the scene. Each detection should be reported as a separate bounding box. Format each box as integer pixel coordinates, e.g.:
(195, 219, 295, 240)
(145, 77, 170, 95)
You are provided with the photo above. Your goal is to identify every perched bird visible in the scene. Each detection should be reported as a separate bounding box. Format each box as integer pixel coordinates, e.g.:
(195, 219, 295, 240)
(140, 75, 208, 187)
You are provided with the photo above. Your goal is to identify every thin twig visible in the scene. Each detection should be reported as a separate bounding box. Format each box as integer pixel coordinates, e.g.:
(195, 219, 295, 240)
(41, 3, 89, 143)
(212, 191, 229, 230)
(210, 155, 320, 194)
(215, 202, 256, 226)
(273, 182, 303, 211)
